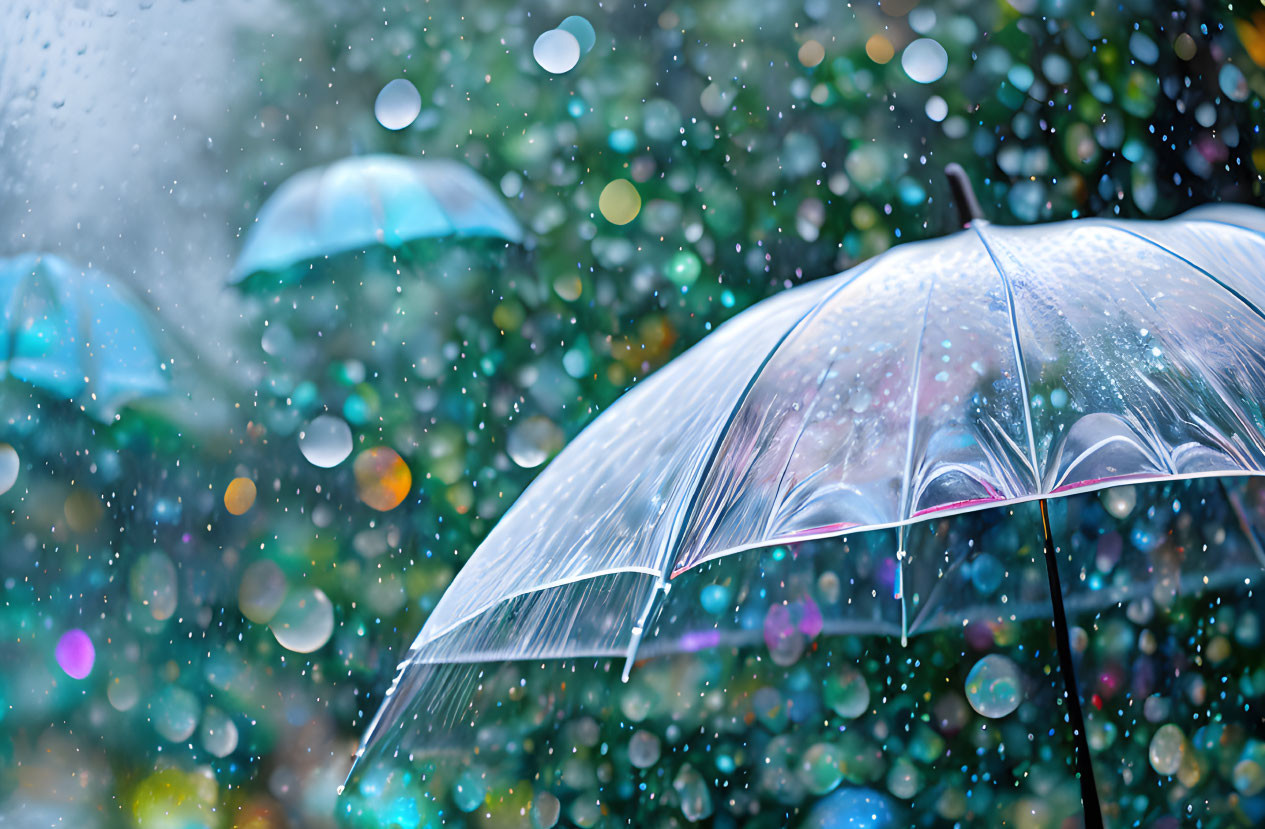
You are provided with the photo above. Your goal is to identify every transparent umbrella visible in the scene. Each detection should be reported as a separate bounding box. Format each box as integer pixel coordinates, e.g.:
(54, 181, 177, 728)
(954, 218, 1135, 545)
(0, 253, 168, 419)
(230, 154, 524, 286)
(351, 173, 1265, 826)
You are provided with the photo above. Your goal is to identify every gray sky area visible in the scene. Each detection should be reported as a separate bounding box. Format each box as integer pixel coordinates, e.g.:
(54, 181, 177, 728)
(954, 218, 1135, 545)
(0, 1, 290, 381)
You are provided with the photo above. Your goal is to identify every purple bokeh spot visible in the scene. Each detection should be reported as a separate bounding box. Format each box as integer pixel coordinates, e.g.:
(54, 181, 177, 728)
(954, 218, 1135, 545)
(55, 628, 95, 680)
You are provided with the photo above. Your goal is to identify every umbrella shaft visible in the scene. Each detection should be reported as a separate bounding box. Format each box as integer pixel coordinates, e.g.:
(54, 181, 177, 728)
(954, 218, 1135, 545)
(1039, 498, 1105, 829)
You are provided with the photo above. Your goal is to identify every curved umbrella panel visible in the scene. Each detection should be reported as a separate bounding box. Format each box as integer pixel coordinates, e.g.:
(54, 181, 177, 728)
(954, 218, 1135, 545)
(2, 255, 85, 398)
(0, 254, 168, 415)
(671, 213, 1265, 574)
(231, 155, 524, 282)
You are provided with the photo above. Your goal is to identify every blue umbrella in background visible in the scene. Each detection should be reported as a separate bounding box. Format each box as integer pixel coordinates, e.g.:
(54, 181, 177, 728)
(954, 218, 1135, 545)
(0, 253, 167, 419)
(231, 154, 524, 285)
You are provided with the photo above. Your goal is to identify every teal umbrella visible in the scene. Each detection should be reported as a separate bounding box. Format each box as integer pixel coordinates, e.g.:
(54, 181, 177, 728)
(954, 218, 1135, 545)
(231, 154, 524, 284)
(0, 253, 167, 418)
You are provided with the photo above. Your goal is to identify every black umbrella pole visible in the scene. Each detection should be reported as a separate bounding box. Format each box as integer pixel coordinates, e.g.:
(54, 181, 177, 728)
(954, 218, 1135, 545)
(1038, 498, 1106, 829)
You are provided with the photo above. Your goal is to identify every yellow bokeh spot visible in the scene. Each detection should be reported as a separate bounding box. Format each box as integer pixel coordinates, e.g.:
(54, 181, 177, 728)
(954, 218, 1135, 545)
(599, 179, 641, 225)
(866, 35, 895, 65)
(354, 447, 412, 511)
(224, 477, 257, 516)
(798, 39, 825, 67)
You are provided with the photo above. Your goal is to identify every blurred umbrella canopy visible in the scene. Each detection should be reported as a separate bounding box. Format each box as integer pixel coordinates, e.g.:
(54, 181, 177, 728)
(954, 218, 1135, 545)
(231, 154, 524, 287)
(0, 253, 167, 419)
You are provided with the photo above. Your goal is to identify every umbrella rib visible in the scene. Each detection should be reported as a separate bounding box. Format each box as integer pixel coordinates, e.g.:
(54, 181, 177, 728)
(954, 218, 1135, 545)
(970, 224, 1042, 492)
(1096, 222, 1265, 464)
(621, 259, 884, 682)
(896, 274, 939, 530)
(1096, 223, 1265, 326)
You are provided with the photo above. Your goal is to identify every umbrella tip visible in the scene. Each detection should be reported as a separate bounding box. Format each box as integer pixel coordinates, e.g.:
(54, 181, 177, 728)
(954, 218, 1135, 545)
(945, 163, 984, 227)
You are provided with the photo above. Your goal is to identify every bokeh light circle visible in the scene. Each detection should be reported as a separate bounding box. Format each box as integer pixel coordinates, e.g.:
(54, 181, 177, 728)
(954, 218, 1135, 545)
(902, 38, 948, 83)
(964, 654, 1022, 718)
(374, 78, 422, 130)
(599, 179, 641, 225)
(354, 447, 412, 511)
(224, 477, 257, 515)
(534, 29, 581, 74)
(55, 629, 95, 679)
(299, 414, 353, 468)
(0, 443, 18, 495)
(269, 586, 335, 653)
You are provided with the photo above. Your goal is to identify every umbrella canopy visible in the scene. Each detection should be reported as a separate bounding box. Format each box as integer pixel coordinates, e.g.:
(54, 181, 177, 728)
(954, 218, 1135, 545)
(0, 253, 167, 417)
(230, 154, 524, 284)
(352, 203, 1265, 788)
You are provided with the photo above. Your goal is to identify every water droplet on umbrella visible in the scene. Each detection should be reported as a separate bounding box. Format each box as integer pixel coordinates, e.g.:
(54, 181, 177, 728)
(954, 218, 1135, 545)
(151, 686, 200, 743)
(269, 586, 334, 653)
(299, 414, 353, 468)
(0, 443, 19, 495)
(55, 629, 94, 679)
(130, 551, 178, 620)
(354, 447, 411, 511)
(533, 29, 581, 74)
(238, 560, 288, 624)
(200, 707, 239, 758)
(374, 78, 421, 130)
(902, 38, 947, 83)
(964, 654, 1022, 718)
(627, 730, 660, 768)
(224, 477, 257, 515)
(507, 416, 564, 468)
(599, 179, 641, 225)
(1149, 723, 1186, 776)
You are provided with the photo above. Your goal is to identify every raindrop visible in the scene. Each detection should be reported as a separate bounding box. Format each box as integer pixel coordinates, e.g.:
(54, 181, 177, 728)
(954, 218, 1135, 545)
(964, 654, 1022, 718)
(299, 414, 353, 468)
(374, 78, 421, 130)
(533, 29, 581, 74)
(269, 586, 334, 653)
(799, 743, 844, 795)
(901, 38, 948, 84)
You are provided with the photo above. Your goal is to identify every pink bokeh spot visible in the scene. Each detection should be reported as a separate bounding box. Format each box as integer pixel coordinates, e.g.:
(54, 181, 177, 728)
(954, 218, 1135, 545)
(55, 629, 95, 680)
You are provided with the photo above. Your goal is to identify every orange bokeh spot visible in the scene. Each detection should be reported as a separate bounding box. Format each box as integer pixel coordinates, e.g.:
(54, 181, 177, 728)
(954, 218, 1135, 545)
(224, 477, 257, 516)
(354, 447, 412, 511)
